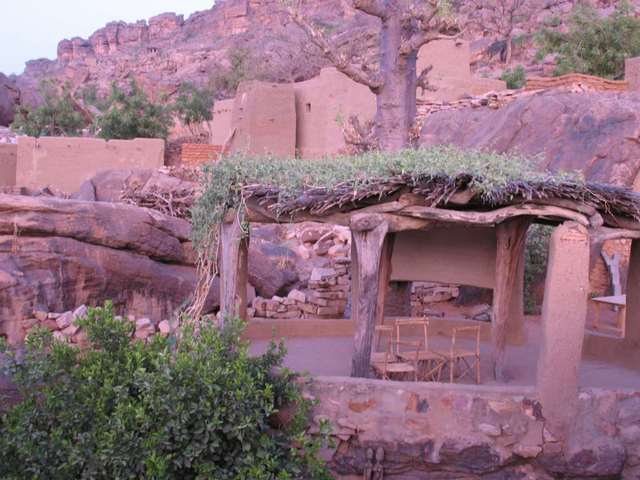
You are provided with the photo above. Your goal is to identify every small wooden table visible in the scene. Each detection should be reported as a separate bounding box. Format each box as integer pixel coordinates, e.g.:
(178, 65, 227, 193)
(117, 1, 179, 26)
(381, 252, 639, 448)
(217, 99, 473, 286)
(592, 294, 626, 336)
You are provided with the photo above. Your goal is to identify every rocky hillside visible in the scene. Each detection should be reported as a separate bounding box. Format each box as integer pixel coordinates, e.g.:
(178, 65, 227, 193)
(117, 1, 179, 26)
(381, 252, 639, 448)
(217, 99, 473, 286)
(2, 0, 639, 124)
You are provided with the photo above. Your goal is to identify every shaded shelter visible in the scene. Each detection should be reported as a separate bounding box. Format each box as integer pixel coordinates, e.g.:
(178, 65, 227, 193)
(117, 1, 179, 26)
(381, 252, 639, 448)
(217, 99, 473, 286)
(212, 158, 640, 436)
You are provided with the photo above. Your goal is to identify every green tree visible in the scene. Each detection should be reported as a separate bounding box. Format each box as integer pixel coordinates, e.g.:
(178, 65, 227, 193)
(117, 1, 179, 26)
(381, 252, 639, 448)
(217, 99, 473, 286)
(536, 2, 640, 79)
(11, 80, 86, 137)
(97, 80, 174, 140)
(174, 82, 214, 135)
(500, 65, 527, 89)
(0, 303, 331, 479)
(209, 48, 255, 99)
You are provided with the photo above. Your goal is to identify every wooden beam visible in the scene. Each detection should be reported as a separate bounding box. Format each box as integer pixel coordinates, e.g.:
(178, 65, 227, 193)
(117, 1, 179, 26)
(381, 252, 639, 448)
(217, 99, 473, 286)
(350, 217, 390, 377)
(376, 234, 395, 327)
(398, 204, 590, 227)
(492, 217, 531, 381)
(220, 215, 249, 325)
(592, 226, 640, 243)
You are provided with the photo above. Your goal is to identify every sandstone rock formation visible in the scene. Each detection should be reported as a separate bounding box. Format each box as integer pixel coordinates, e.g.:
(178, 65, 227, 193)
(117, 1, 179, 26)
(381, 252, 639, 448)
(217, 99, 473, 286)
(0, 74, 19, 127)
(420, 91, 640, 187)
(0, 192, 303, 340)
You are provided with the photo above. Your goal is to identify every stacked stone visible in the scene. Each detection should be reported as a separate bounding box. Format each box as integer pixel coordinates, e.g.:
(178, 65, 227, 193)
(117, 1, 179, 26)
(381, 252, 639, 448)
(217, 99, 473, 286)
(410, 282, 459, 317)
(251, 263, 351, 319)
(19, 305, 172, 345)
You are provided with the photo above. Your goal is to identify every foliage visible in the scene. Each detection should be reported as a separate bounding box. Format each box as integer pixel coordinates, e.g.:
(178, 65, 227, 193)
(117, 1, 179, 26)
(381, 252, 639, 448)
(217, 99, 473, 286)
(174, 82, 214, 129)
(501, 65, 527, 89)
(536, 2, 640, 79)
(192, 147, 571, 248)
(96, 80, 174, 140)
(524, 224, 552, 314)
(0, 303, 331, 480)
(79, 83, 110, 112)
(209, 48, 255, 99)
(10, 80, 86, 137)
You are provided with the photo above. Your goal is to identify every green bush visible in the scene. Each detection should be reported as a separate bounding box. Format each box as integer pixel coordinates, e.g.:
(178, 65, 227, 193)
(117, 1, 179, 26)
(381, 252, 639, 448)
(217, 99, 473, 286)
(11, 80, 87, 137)
(536, 1, 640, 79)
(174, 82, 214, 132)
(0, 303, 331, 479)
(524, 224, 552, 314)
(96, 80, 174, 140)
(500, 65, 527, 89)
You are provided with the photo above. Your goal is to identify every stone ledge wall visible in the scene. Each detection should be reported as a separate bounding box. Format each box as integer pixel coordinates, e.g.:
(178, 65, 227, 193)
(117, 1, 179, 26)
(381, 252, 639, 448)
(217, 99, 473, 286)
(525, 73, 628, 92)
(304, 376, 640, 479)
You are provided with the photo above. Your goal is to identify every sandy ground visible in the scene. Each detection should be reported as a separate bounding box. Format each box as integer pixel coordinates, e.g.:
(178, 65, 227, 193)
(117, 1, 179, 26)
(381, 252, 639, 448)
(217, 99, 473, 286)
(250, 318, 640, 389)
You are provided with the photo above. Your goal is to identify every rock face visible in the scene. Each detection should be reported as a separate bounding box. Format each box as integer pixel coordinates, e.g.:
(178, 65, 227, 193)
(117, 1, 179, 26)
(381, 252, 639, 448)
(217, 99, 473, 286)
(0, 73, 19, 126)
(0, 194, 211, 337)
(420, 91, 640, 187)
(11, 0, 376, 108)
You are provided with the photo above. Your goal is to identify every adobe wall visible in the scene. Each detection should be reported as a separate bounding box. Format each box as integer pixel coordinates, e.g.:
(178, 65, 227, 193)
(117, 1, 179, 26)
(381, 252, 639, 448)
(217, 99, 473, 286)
(417, 40, 506, 102)
(228, 81, 296, 157)
(210, 98, 235, 145)
(294, 67, 376, 159)
(390, 226, 497, 288)
(627, 57, 640, 91)
(0, 144, 17, 186)
(16, 137, 165, 193)
(306, 377, 640, 478)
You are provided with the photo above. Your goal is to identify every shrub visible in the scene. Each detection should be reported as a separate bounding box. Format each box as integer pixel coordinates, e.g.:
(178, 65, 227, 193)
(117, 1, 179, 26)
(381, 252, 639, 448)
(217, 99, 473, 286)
(536, 1, 640, 79)
(500, 65, 527, 89)
(174, 83, 214, 134)
(0, 303, 331, 479)
(209, 48, 256, 99)
(524, 224, 552, 314)
(96, 80, 174, 140)
(11, 80, 86, 137)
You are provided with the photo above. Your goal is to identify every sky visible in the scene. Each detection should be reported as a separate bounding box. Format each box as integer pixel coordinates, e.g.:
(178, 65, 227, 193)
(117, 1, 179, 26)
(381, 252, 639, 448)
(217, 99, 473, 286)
(1, 0, 215, 75)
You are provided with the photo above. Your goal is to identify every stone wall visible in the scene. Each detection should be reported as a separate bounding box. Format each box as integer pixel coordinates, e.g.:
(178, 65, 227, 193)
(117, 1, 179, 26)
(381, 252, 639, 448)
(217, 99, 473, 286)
(525, 73, 628, 92)
(0, 144, 17, 186)
(305, 376, 640, 478)
(16, 137, 165, 193)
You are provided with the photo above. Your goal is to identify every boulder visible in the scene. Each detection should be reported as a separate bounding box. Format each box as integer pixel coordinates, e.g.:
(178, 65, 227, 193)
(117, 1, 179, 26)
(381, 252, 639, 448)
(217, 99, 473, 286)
(420, 91, 640, 186)
(249, 238, 298, 298)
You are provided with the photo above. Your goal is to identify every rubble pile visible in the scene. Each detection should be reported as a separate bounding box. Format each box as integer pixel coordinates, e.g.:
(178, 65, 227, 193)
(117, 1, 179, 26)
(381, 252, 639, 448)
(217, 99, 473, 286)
(19, 305, 172, 345)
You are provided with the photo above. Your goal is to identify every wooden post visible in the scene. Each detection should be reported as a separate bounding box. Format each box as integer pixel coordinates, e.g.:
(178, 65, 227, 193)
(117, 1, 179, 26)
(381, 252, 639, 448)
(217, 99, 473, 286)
(350, 214, 390, 378)
(220, 216, 249, 325)
(536, 222, 589, 438)
(625, 239, 640, 349)
(492, 217, 531, 381)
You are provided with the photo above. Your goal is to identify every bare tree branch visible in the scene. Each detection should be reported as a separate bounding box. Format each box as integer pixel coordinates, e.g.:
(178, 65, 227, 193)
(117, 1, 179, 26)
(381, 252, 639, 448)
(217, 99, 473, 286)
(416, 65, 437, 95)
(287, 3, 383, 90)
(353, 0, 388, 19)
(400, 29, 464, 55)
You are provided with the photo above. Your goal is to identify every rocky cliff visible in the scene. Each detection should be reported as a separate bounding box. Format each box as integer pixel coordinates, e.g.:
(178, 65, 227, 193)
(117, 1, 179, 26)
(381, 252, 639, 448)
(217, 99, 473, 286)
(5, 0, 639, 122)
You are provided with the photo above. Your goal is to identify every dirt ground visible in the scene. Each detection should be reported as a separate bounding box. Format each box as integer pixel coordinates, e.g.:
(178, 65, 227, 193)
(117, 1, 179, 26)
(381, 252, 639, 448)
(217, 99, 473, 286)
(250, 316, 640, 389)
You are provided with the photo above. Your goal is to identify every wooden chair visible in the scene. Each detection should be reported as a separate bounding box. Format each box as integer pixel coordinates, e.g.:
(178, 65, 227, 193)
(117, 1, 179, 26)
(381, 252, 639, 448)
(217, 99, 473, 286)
(395, 318, 447, 381)
(439, 326, 481, 384)
(371, 324, 395, 367)
(373, 340, 421, 381)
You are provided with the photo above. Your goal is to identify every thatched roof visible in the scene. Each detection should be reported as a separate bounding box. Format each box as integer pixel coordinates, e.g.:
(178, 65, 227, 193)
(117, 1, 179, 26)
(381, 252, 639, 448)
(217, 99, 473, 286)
(242, 174, 640, 226)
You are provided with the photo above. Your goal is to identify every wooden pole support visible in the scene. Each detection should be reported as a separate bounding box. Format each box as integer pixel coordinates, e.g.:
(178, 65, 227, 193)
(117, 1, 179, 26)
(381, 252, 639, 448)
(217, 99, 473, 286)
(220, 216, 249, 326)
(350, 215, 390, 377)
(492, 217, 531, 381)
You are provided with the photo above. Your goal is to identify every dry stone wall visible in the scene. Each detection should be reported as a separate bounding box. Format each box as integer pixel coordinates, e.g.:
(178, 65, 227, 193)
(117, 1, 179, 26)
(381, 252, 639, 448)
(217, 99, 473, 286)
(304, 377, 640, 479)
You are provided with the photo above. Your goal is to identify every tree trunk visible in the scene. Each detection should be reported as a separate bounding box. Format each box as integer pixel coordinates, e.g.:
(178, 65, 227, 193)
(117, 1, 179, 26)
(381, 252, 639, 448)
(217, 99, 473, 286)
(504, 34, 513, 64)
(375, 16, 418, 151)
